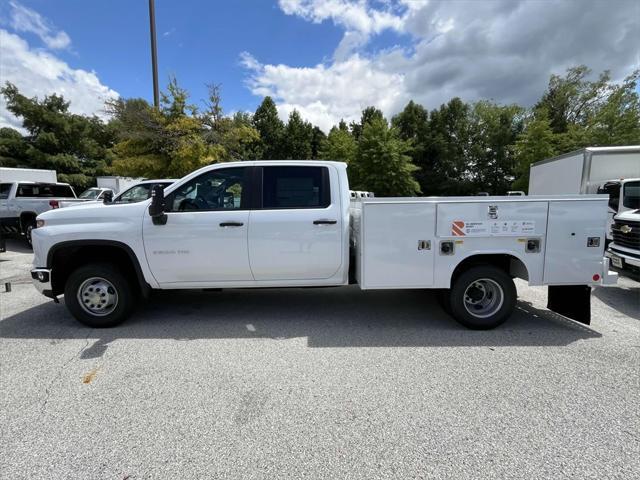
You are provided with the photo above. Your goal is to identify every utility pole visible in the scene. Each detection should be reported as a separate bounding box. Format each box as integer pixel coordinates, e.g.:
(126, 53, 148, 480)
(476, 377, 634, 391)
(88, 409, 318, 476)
(148, 0, 160, 108)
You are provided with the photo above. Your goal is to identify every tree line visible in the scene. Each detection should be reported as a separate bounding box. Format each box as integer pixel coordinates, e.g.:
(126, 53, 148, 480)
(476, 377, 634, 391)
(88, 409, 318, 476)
(1, 65, 638, 195)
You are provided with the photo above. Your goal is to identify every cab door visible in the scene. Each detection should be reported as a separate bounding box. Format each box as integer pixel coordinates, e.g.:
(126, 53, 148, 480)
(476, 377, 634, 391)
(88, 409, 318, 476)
(143, 166, 253, 285)
(248, 165, 343, 281)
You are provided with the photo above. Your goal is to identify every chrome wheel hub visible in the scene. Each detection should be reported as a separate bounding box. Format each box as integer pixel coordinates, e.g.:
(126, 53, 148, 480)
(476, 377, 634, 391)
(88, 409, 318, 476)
(463, 278, 504, 318)
(77, 277, 118, 316)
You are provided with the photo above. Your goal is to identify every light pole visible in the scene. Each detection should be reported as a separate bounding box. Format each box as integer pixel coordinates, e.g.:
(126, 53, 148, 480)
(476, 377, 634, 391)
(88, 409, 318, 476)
(148, 0, 159, 108)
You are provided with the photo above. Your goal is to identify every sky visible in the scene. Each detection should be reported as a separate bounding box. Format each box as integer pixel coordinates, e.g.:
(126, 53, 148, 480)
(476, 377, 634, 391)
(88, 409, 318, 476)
(0, 0, 638, 132)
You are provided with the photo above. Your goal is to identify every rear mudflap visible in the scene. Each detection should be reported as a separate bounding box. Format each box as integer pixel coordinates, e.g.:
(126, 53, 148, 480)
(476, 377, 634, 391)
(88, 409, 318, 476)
(547, 285, 591, 325)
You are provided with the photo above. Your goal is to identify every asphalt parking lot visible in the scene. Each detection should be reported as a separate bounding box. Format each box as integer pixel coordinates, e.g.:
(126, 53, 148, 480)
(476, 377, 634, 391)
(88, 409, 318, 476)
(1, 239, 638, 480)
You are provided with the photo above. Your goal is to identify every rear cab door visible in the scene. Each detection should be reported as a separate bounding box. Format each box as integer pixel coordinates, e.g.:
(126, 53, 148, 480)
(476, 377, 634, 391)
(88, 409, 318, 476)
(248, 164, 344, 282)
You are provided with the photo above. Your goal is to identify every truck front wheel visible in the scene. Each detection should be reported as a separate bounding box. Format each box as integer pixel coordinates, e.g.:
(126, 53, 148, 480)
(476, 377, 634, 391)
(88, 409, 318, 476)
(64, 263, 134, 328)
(447, 265, 516, 330)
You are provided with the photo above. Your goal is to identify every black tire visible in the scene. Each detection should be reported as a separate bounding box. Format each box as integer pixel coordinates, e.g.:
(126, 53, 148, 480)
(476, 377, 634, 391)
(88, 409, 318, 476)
(64, 263, 135, 327)
(448, 265, 516, 330)
(23, 218, 36, 248)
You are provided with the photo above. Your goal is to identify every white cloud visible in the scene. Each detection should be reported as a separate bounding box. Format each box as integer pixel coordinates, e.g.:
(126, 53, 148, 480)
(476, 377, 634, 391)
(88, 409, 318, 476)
(242, 51, 407, 131)
(278, 0, 404, 59)
(8, 0, 71, 49)
(0, 29, 118, 130)
(245, 0, 639, 131)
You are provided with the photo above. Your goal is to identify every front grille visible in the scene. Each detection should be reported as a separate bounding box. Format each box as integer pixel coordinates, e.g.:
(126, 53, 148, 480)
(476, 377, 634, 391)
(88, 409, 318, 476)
(612, 220, 640, 249)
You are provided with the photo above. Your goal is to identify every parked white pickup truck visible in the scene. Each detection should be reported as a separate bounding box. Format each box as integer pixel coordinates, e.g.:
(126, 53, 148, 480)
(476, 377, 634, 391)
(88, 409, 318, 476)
(0, 181, 82, 246)
(31, 161, 617, 329)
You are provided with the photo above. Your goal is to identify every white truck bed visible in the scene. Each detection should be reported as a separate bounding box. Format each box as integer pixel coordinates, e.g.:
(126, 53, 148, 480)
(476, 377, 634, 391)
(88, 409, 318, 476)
(351, 195, 612, 289)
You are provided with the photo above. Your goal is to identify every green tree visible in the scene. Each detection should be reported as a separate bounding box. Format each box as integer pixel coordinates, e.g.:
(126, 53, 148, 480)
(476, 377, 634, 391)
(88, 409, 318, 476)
(108, 79, 222, 178)
(319, 125, 357, 163)
(0, 127, 29, 167)
(310, 126, 326, 159)
(350, 117, 420, 196)
(512, 114, 557, 192)
(283, 110, 313, 159)
(212, 115, 262, 161)
(392, 100, 429, 141)
(514, 66, 640, 190)
(467, 101, 524, 194)
(421, 98, 474, 195)
(535, 66, 605, 133)
(391, 101, 432, 193)
(585, 71, 640, 146)
(200, 85, 262, 161)
(253, 96, 285, 159)
(350, 106, 385, 139)
(1, 82, 115, 189)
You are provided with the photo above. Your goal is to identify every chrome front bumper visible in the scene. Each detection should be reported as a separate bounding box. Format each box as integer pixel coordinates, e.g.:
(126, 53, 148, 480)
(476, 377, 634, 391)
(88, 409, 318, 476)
(30, 268, 52, 295)
(606, 247, 640, 268)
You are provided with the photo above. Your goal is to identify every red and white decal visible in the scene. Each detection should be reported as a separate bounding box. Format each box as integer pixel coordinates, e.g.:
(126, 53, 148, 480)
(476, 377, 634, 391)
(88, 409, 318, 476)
(452, 221, 465, 236)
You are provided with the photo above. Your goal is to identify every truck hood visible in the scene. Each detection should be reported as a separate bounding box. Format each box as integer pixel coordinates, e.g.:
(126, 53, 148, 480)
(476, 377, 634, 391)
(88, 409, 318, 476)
(614, 209, 640, 221)
(38, 199, 149, 224)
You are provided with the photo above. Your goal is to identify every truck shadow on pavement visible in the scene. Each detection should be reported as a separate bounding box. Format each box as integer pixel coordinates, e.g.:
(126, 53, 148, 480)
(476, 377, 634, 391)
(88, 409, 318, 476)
(593, 284, 640, 321)
(0, 286, 601, 355)
(0, 238, 32, 256)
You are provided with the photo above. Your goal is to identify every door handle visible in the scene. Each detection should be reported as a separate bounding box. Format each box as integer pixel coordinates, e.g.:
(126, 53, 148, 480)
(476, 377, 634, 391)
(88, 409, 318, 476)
(219, 222, 244, 227)
(313, 219, 337, 225)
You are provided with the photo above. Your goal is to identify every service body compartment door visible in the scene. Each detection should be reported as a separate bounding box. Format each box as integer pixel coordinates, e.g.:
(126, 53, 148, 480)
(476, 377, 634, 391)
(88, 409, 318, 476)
(360, 202, 435, 288)
(543, 200, 607, 284)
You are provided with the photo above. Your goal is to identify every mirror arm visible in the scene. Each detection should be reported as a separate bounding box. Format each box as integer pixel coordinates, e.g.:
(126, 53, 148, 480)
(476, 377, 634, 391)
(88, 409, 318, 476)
(152, 213, 167, 225)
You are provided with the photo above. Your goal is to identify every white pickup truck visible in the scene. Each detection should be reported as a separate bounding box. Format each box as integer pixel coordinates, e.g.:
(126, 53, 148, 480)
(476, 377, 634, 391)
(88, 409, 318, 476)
(31, 161, 617, 329)
(0, 181, 82, 246)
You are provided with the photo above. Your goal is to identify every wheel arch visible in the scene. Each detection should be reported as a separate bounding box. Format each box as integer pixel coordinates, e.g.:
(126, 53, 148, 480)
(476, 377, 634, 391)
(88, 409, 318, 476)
(451, 253, 529, 285)
(47, 240, 150, 297)
(19, 211, 37, 230)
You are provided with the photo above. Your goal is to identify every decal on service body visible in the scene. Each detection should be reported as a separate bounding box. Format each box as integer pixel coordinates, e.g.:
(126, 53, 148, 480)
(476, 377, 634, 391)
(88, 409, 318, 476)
(451, 220, 535, 237)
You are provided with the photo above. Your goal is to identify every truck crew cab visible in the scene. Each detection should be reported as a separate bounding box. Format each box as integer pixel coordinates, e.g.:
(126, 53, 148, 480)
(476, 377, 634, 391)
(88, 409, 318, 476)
(31, 161, 616, 329)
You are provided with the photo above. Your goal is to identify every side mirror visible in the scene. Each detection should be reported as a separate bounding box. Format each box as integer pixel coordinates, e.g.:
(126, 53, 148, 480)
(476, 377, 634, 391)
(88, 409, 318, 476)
(102, 190, 113, 204)
(149, 185, 167, 225)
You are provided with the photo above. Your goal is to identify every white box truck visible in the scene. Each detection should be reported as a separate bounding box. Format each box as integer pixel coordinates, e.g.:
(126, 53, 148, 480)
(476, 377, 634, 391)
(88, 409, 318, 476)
(528, 146, 640, 278)
(529, 146, 640, 235)
(96, 176, 144, 195)
(31, 161, 616, 330)
(0, 167, 57, 183)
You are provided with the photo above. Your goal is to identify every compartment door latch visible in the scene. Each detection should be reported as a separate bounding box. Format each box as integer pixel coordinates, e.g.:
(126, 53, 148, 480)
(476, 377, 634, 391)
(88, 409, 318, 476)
(418, 240, 431, 250)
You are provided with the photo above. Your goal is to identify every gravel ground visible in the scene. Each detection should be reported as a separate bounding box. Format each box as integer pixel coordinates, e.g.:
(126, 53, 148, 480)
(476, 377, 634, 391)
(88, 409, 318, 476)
(0, 239, 638, 480)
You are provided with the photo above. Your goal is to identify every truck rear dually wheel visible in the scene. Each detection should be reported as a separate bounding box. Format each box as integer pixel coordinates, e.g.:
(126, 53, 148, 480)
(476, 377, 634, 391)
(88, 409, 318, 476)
(64, 263, 134, 328)
(447, 265, 516, 330)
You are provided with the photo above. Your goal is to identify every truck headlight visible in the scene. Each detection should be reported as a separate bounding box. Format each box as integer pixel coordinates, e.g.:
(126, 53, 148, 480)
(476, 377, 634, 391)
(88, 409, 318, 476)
(36, 219, 45, 228)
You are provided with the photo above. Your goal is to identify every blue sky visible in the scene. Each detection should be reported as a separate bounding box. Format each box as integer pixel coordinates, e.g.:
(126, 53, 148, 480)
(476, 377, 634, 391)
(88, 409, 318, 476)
(1, 0, 638, 132)
(1, 0, 348, 114)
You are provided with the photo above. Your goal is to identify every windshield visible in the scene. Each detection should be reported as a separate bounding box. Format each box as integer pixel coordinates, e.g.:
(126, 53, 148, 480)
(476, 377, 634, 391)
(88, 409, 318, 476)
(623, 181, 640, 210)
(79, 188, 100, 199)
(114, 182, 172, 203)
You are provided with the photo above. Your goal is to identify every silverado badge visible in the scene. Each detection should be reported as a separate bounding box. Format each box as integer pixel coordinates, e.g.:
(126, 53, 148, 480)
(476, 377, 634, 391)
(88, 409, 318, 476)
(620, 225, 632, 234)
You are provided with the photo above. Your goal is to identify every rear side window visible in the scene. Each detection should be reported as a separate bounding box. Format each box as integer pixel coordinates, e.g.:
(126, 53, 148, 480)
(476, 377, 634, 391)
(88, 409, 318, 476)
(0, 183, 11, 199)
(262, 166, 330, 209)
(16, 183, 75, 198)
